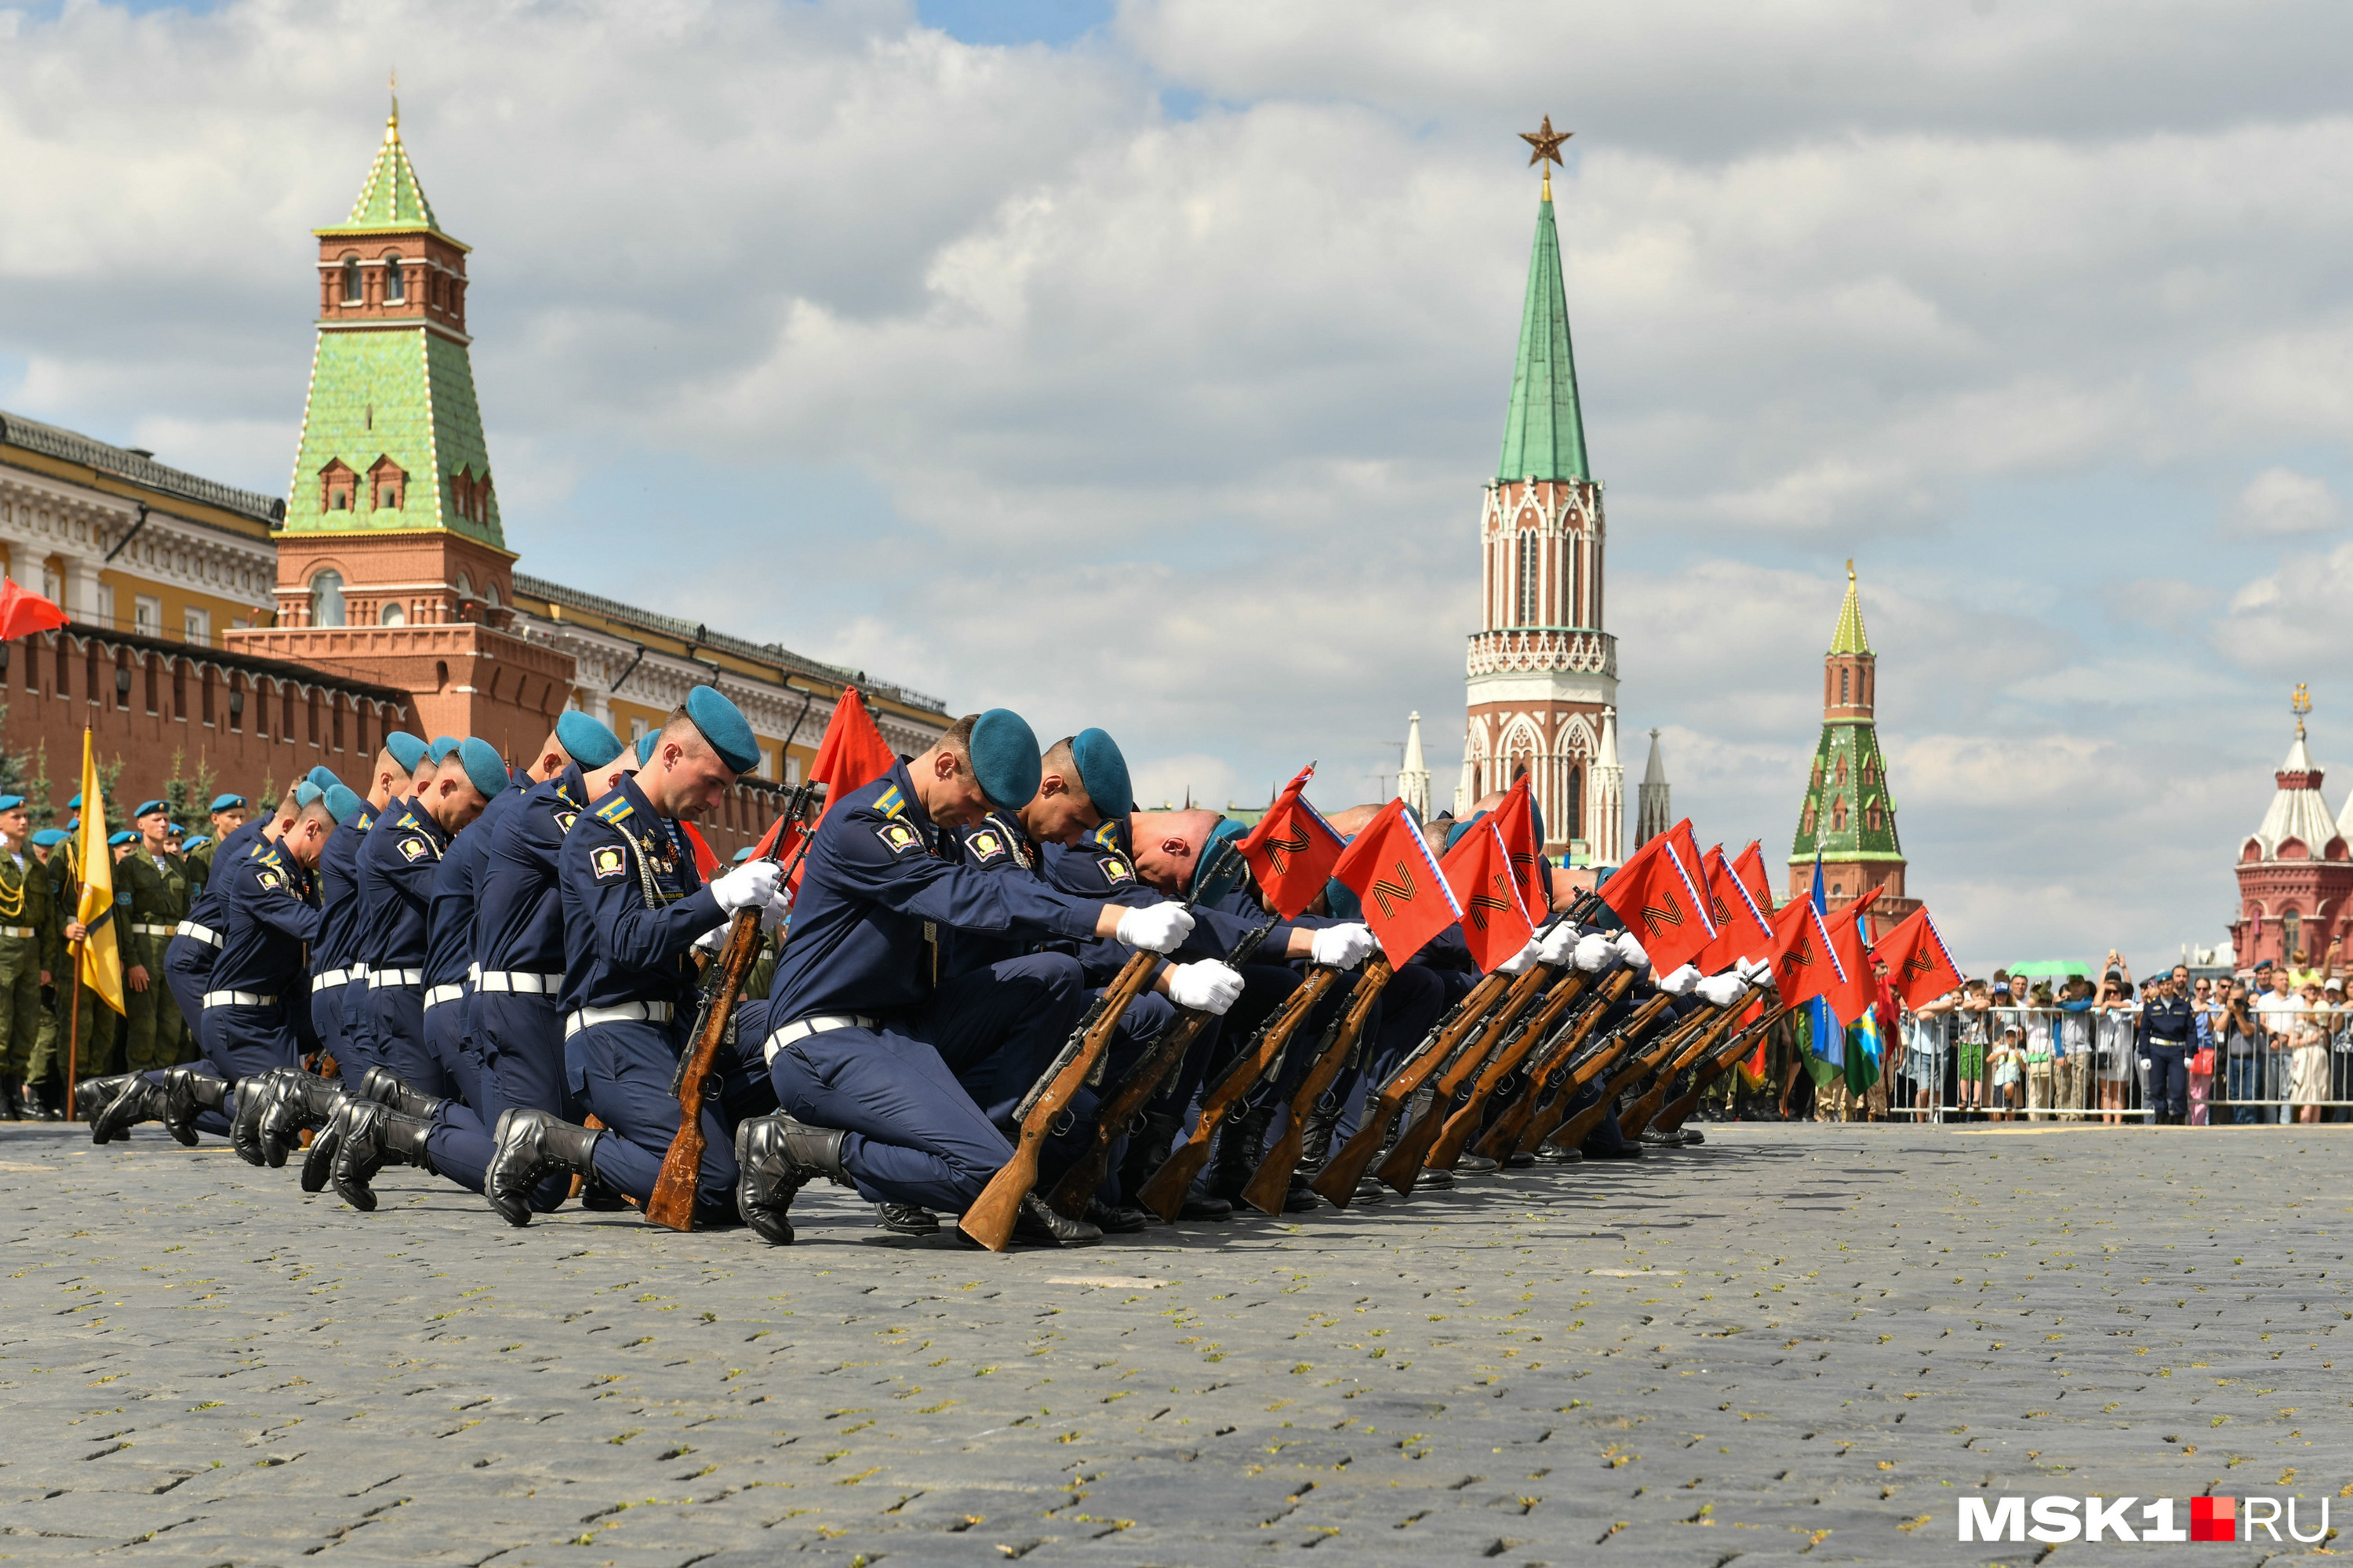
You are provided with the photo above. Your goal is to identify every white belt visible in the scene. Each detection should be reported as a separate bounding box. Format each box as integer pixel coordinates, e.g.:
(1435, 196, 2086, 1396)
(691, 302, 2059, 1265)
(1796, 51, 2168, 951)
(423, 983, 467, 1011)
(351, 962, 369, 979)
(478, 970, 566, 995)
(763, 1013, 878, 1064)
(565, 1001, 675, 1039)
(0, 925, 31, 940)
(133, 922, 177, 937)
(176, 920, 222, 948)
(202, 989, 276, 1009)
(313, 966, 358, 989)
(373, 967, 424, 988)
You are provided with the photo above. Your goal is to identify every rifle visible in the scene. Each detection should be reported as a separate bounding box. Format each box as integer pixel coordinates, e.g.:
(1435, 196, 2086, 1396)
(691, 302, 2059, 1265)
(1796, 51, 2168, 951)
(1420, 966, 1598, 1173)
(644, 780, 816, 1232)
(1372, 959, 1562, 1194)
(1471, 967, 1634, 1159)
(958, 944, 1164, 1250)
(1511, 986, 1680, 1153)
(1043, 900, 1278, 1220)
(1542, 994, 1691, 1152)
(1136, 963, 1344, 1221)
(1309, 967, 1510, 1208)
(1618, 999, 1748, 1140)
(1240, 955, 1393, 1216)
(1649, 1002, 1786, 1137)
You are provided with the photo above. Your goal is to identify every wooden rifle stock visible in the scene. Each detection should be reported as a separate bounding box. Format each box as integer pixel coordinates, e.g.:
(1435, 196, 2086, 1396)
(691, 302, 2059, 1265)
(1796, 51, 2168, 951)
(1310, 969, 1510, 1207)
(1617, 1002, 1746, 1139)
(958, 948, 1162, 1250)
(1543, 995, 1686, 1152)
(1423, 967, 1594, 1172)
(1240, 957, 1392, 1216)
(1650, 1003, 1785, 1136)
(1042, 914, 1280, 1220)
(1375, 958, 1563, 1194)
(1136, 965, 1341, 1221)
(1473, 968, 1634, 1159)
(643, 907, 764, 1231)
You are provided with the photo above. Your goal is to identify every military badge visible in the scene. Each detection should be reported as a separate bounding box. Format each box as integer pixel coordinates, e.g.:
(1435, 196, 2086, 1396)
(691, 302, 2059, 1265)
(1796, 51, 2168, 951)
(1100, 853, 1135, 884)
(591, 845, 627, 881)
(875, 821, 922, 857)
(554, 809, 579, 835)
(257, 869, 283, 891)
(968, 828, 1007, 865)
(398, 836, 431, 863)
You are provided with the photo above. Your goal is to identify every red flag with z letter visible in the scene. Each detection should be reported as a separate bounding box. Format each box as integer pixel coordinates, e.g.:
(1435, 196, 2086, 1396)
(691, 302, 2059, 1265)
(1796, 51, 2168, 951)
(1598, 831, 1715, 973)
(1699, 846, 1775, 970)
(1489, 776, 1551, 915)
(1236, 764, 1347, 919)
(1333, 799, 1462, 966)
(1869, 907, 1962, 1010)
(1438, 818, 1536, 973)
(1766, 894, 1847, 1013)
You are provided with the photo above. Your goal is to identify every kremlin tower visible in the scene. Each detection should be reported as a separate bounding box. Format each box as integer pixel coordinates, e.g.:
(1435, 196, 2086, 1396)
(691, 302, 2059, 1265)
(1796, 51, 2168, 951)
(2231, 686, 2351, 970)
(1787, 562, 1917, 941)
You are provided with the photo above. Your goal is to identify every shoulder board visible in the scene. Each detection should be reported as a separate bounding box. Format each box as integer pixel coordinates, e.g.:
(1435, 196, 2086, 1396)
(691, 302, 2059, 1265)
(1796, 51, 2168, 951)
(355, 809, 375, 831)
(398, 811, 423, 831)
(256, 846, 284, 869)
(595, 797, 634, 826)
(1089, 819, 1120, 850)
(874, 784, 907, 819)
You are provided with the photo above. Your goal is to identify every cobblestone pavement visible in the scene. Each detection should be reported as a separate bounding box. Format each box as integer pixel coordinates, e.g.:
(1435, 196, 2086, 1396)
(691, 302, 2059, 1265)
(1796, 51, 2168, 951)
(2, 1121, 2348, 1566)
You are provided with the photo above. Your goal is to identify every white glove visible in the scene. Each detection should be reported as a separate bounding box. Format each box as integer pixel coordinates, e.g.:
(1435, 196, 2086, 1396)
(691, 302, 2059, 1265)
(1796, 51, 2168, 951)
(1166, 960, 1245, 1015)
(1660, 963, 1701, 997)
(1697, 973, 1749, 1009)
(1739, 956, 1773, 984)
(760, 887, 794, 933)
(1115, 902, 1195, 955)
(1310, 923, 1375, 969)
(693, 924, 726, 955)
(1497, 937, 1542, 975)
(711, 858, 782, 915)
(1573, 933, 1616, 973)
(1536, 924, 1579, 966)
(1615, 931, 1650, 973)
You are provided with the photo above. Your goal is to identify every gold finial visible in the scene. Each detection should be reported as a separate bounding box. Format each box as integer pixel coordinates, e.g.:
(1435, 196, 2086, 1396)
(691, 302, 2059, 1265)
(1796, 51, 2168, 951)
(1846, 557, 1856, 583)
(1520, 115, 1572, 199)
(2294, 682, 2312, 739)
(388, 67, 400, 135)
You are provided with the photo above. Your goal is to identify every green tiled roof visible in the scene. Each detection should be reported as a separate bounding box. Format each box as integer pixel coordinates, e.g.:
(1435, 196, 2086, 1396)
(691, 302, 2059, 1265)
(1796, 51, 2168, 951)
(1790, 721, 1903, 865)
(317, 107, 442, 236)
(1495, 190, 1590, 484)
(1830, 561, 1871, 654)
(283, 328, 502, 546)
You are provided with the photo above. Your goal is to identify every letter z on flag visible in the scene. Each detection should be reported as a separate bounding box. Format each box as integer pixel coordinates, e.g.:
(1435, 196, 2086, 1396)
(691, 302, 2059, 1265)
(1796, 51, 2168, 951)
(1870, 906, 1964, 1010)
(1438, 817, 1535, 973)
(1333, 798, 1461, 966)
(1597, 829, 1714, 972)
(1237, 763, 1347, 919)
(1766, 892, 1846, 1012)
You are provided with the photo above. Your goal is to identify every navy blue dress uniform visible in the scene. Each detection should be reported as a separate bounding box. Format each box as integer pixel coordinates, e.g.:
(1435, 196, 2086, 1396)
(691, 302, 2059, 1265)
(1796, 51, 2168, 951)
(162, 789, 309, 1032)
(423, 768, 528, 1111)
(747, 712, 1173, 1235)
(189, 820, 327, 1108)
(2138, 987, 2195, 1123)
(311, 733, 426, 1070)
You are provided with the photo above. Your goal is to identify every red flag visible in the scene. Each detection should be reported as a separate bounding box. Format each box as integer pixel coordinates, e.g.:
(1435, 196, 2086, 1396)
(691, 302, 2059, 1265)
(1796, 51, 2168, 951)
(1489, 777, 1551, 915)
(678, 821, 721, 880)
(1662, 819, 1718, 945)
(1438, 818, 1535, 973)
(1766, 894, 1848, 1013)
(1333, 799, 1462, 966)
(1827, 893, 1876, 1024)
(1731, 842, 1777, 913)
(0, 577, 67, 642)
(1598, 832, 1715, 972)
(809, 687, 898, 817)
(1236, 764, 1347, 919)
(1699, 846, 1774, 970)
(1871, 907, 1964, 1010)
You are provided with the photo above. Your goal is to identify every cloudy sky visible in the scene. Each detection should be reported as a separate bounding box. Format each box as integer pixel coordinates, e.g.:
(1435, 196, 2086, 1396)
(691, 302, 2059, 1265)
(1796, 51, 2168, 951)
(2, 0, 2347, 973)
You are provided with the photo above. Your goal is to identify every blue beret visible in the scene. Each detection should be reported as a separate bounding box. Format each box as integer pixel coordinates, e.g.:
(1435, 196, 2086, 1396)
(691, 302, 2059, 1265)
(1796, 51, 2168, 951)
(1324, 875, 1363, 922)
(169, 822, 188, 835)
(456, 738, 508, 800)
(384, 733, 428, 773)
(431, 734, 461, 763)
(30, 828, 66, 847)
(635, 732, 658, 766)
(0, 795, 23, 813)
(66, 792, 81, 809)
(1192, 817, 1249, 906)
(1444, 813, 1479, 852)
(182, 835, 209, 852)
(107, 830, 137, 847)
(307, 766, 340, 793)
(133, 799, 167, 819)
(295, 781, 324, 809)
(556, 710, 624, 769)
(1070, 728, 1133, 820)
(731, 846, 755, 862)
(323, 784, 365, 825)
(685, 686, 760, 775)
(968, 710, 1041, 810)
(65, 816, 78, 831)
(209, 792, 247, 813)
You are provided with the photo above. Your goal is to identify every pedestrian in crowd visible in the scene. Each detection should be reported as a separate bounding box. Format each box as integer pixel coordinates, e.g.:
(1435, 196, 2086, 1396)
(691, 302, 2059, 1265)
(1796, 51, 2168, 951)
(1953, 977, 1991, 1118)
(2137, 966, 2195, 1125)
(2329, 975, 2353, 1122)
(2219, 977, 2262, 1125)
(2187, 975, 2217, 1126)
(2254, 962, 2300, 1123)
(2056, 974, 2095, 1119)
(2288, 975, 2330, 1125)
(1906, 987, 1962, 1120)
(2023, 982, 2057, 1120)
(2094, 965, 2136, 1125)
(1989, 1017, 2023, 1120)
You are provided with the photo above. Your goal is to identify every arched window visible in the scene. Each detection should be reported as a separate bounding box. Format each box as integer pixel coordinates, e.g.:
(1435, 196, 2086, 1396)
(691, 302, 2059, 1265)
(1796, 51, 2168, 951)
(1516, 530, 1540, 626)
(485, 580, 500, 609)
(1840, 667, 1850, 704)
(341, 256, 362, 304)
(2284, 910, 2304, 961)
(380, 601, 406, 628)
(456, 570, 473, 599)
(1567, 765, 1583, 845)
(383, 254, 406, 304)
(310, 569, 345, 628)
(1566, 537, 1580, 627)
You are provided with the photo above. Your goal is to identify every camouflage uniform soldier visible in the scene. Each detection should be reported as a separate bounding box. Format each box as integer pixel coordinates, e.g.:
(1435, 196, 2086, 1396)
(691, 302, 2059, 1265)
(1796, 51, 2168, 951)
(117, 799, 193, 1073)
(187, 794, 247, 885)
(0, 795, 60, 1121)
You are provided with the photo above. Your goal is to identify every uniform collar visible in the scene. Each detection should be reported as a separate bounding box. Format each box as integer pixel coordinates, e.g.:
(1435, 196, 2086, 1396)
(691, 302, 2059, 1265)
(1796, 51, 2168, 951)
(554, 762, 587, 808)
(882, 758, 939, 849)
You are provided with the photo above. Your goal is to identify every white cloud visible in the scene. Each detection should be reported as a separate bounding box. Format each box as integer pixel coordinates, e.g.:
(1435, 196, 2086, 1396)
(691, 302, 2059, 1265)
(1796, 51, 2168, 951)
(2230, 466, 2342, 537)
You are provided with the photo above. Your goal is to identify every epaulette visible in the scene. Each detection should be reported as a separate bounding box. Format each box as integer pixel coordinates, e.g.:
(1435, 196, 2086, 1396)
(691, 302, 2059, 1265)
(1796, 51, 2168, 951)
(595, 796, 634, 826)
(1089, 819, 1122, 852)
(256, 847, 285, 870)
(398, 810, 423, 831)
(356, 809, 375, 831)
(875, 783, 907, 819)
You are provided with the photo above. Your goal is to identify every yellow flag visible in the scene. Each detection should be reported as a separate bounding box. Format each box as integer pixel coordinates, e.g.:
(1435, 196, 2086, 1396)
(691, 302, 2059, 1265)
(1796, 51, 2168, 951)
(74, 728, 125, 1016)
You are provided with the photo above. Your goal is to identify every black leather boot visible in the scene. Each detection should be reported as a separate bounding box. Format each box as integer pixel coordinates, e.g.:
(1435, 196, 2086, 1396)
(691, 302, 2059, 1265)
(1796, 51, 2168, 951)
(1011, 1191, 1101, 1247)
(484, 1109, 603, 1227)
(0, 1078, 20, 1121)
(876, 1202, 939, 1235)
(357, 1066, 442, 1117)
(230, 1068, 290, 1166)
(1205, 1104, 1274, 1202)
(74, 1072, 137, 1133)
(1086, 1196, 1152, 1233)
(161, 1068, 230, 1148)
(262, 1075, 345, 1169)
(89, 1075, 168, 1144)
(1116, 1109, 1182, 1208)
(329, 1101, 437, 1212)
(1296, 1097, 1343, 1180)
(734, 1115, 849, 1246)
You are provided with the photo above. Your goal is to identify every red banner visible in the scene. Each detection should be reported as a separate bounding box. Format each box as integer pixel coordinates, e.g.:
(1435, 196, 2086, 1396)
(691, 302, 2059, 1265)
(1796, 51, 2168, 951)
(1236, 764, 1347, 919)
(1699, 846, 1775, 970)
(1489, 776, 1551, 915)
(1870, 907, 1964, 1010)
(1438, 817, 1536, 973)
(1598, 831, 1715, 973)
(1333, 799, 1462, 966)
(1766, 894, 1848, 1013)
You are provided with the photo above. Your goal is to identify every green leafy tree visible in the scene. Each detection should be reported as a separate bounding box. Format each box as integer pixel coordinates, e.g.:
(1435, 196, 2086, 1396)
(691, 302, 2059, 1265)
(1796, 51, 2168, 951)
(161, 748, 218, 834)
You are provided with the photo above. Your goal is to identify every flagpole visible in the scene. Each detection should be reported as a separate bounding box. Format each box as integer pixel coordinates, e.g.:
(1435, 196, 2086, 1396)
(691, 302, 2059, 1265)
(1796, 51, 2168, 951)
(65, 939, 79, 1122)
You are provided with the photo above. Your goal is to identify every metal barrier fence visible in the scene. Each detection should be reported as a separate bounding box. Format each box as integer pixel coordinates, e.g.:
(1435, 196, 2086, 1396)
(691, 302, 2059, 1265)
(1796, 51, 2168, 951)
(1882, 1006, 2353, 1125)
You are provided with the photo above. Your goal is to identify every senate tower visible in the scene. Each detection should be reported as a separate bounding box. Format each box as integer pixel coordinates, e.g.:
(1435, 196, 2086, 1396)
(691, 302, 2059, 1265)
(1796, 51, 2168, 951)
(1457, 119, 1623, 864)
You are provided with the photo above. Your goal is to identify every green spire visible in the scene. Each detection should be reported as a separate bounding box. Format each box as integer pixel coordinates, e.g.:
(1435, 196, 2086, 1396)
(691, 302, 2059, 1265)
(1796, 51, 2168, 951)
(1830, 559, 1871, 654)
(1495, 180, 1590, 484)
(317, 97, 442, 237)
